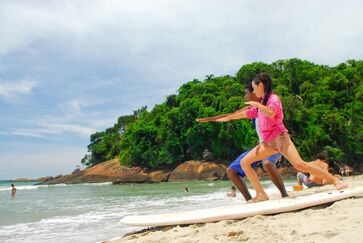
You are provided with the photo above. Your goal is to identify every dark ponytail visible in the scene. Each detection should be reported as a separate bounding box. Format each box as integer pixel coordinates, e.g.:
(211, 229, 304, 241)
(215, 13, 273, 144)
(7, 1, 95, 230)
(253, 73, 272, 105)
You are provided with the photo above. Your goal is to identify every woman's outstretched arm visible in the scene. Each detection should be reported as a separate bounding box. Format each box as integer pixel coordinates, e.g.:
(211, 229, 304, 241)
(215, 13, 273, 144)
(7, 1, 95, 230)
(216, 109, 248, 122)
(196, 106, 250, 122)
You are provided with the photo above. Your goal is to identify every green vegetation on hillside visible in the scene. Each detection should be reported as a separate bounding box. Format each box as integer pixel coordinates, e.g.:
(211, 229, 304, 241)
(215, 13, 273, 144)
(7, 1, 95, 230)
(81, 59, 363, 169)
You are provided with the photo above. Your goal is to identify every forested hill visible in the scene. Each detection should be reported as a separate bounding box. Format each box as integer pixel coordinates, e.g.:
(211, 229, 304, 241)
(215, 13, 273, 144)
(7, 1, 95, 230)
(81, 59, 363, 170)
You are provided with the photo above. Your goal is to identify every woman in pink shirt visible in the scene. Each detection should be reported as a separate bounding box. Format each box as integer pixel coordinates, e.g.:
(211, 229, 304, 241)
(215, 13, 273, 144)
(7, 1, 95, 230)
(216, 73, 347, 203)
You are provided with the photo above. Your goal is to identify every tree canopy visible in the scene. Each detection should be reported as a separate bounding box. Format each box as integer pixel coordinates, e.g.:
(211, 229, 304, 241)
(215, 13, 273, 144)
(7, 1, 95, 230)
(82, 59, 363, 169)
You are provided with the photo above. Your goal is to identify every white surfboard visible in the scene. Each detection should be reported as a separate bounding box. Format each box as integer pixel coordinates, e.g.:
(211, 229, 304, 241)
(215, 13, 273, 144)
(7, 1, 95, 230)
(121, 187, 363, 227)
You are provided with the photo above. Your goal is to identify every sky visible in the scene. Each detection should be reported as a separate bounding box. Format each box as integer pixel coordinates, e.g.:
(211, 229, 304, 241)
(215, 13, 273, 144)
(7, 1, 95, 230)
(1, 0, 363, 179)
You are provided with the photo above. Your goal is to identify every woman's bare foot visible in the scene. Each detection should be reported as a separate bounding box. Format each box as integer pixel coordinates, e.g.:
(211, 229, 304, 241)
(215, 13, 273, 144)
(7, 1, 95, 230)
(334, 180, 348, 190)
(247, 193, 269, 203)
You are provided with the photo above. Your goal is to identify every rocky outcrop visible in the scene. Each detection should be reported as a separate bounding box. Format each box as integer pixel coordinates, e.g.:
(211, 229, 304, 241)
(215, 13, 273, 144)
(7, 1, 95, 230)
(12, 178, 36, 182)
(40, 158, 301, 185)
(168, 160, 227, 181)
(149, 171, 171, 182)
(255, 166, 298, 180)
(112, 167, 150, 184)
(40, 159, 229, 184)
(40, 159, 151, 184)
(12, 177, 52, 182)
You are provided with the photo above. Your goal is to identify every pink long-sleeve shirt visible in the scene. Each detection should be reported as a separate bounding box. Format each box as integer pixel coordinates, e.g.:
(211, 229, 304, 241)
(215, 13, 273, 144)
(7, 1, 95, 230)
(246, 93, 288, 143)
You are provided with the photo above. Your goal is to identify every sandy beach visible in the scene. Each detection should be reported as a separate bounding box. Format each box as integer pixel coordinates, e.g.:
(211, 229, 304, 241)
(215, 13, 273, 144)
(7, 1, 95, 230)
(109, 175, 363, 243)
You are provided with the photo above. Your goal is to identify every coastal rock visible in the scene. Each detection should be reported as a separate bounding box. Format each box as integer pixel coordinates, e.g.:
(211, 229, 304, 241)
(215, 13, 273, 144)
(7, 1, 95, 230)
(278, 167, 298, 177)
(71, 168, 82, 174)
(40, 159, 150, 184)
(149, 171, 170, 182)
(36, 176, 53, 182)
(12, 178, 34, 182)
(39, 158, 297, 185)
(168, 160, 227, 181)
(112, 168, 150, 184)
(255, 166, 298, 180)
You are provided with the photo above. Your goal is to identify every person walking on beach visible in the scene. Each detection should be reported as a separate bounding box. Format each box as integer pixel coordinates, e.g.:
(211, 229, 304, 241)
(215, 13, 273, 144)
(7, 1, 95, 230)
(197, 72, 347, 203)
(340, 164, 353, 176)
(197, 83, 288, 201)
(11, 184, 17, 198)
(297, 152, 329, 188)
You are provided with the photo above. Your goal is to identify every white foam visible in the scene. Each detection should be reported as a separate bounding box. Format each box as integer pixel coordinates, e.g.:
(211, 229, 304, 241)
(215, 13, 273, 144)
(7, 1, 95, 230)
(80, 182, 112, 186)
(0, 182, 112, 192)
(0, 185, 49, 191)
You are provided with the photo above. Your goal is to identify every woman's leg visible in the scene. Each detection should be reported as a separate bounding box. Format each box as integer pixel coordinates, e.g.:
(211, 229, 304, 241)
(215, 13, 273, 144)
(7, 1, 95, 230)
(281, 137, 347, 190)
(240, 144, 277, 202)
(297, 172, 304, 186)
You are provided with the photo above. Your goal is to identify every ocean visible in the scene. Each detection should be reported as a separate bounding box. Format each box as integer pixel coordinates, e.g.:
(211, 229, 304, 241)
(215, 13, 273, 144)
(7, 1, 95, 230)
(0, 179, 295, 243)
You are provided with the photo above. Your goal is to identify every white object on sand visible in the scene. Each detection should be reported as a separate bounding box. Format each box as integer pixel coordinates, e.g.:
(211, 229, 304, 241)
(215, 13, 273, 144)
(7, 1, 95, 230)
(120, 187, 363, 227)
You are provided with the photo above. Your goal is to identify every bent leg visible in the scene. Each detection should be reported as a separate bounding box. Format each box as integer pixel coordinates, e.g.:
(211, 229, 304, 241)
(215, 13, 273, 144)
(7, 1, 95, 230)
(297, 172, 304, 186)
(281, 138, 347, 190)
(241, 144, 277, 203)
(226, 167, 251, 201)
(263, 159, 288, 197)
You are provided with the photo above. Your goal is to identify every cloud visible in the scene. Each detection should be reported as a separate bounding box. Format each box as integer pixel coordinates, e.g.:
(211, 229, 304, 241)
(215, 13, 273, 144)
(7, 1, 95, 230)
(0, 80, 37, 103)
(1, 1, 361, 68)
(1, 0, 363, 178)
(12, 123, 95, 138)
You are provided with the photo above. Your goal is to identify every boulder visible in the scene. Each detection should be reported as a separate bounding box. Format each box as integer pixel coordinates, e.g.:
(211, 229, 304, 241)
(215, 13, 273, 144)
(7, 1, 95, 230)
(71, 168, 82, 174)
(40, 159, 151, 184)
(12, 178, 33, 182)
(112, 170, 150, 184)
(149, 171, 170, 183)
(168, 160, 227, 181)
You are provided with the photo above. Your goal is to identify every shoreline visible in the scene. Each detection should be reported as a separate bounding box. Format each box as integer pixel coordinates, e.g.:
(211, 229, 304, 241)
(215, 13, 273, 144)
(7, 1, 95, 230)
(107, 175, 363, 243)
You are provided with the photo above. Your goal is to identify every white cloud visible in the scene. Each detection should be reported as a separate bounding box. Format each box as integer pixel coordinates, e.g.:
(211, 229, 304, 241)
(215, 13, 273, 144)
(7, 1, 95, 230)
(0, 80, 37, 103)
(12, 123, 95, 138)
(1, 0, 362, 70)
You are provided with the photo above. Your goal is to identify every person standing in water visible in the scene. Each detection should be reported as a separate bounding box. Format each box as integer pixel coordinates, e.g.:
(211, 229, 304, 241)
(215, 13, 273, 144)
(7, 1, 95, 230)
(227, 186, 237, 197)
(197, 83, 288, 201)
(198, 72, 347, 203)
(11, 184, 17, 199)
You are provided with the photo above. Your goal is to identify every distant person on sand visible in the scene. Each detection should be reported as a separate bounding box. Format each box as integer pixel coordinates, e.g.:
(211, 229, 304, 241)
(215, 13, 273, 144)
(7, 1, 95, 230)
(197, 82, 288, 201)
(197, 73, 347, 203)
(227, 186, 237, 197)
(11, 184, 17, 198)
(297, 152, 330, 188)
(340, 164, 353, 177)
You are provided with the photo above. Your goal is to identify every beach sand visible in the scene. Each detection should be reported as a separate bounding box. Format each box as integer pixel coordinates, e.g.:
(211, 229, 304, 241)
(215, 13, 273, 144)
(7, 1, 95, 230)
(108, 175, 363, 243)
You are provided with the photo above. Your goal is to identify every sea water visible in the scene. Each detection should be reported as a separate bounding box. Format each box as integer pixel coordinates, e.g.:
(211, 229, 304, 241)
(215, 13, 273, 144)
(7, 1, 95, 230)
(0, 179, 295, 243)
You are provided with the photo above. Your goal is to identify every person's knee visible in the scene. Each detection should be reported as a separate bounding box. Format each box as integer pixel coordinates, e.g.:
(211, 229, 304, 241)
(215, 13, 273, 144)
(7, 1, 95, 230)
(240, 159, 250, 171)
(227, 167, 237, 178)
(262, 160, 274, 170)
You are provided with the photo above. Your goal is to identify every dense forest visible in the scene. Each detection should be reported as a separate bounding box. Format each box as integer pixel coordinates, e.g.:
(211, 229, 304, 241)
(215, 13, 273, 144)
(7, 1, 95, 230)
(81, 59, 363, 170)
